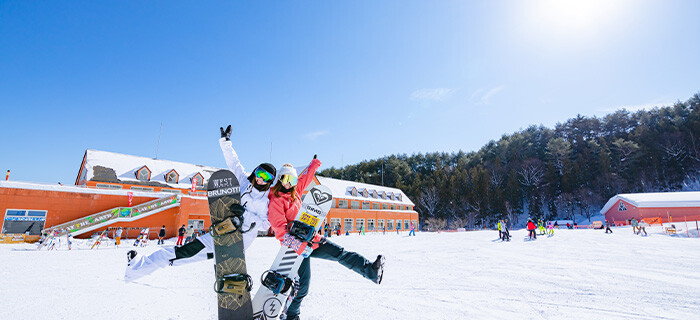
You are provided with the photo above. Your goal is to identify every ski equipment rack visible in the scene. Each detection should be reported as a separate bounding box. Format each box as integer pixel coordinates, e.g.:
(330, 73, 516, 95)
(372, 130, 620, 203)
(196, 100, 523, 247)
(260, 270, 293, 295)
(214, 273, 253, 295)
(287, 221, 315, 242)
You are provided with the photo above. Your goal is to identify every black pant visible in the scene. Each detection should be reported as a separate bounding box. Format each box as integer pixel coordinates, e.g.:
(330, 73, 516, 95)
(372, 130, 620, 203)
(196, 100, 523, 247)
(285, 239, 377, 318)
(605, 227, 612, 233)
(529, 230, 536, 239)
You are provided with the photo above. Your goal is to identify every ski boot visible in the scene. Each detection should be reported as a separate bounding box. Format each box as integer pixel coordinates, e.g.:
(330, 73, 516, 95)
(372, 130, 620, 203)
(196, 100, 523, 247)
(127, 250, 137, 264)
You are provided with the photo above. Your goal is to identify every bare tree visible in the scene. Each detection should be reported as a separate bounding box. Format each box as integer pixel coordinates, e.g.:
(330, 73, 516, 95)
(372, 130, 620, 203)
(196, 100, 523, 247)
(518, 164, 545, 188)
(419, 187, 440, 217)
(424, 217, 447, 231)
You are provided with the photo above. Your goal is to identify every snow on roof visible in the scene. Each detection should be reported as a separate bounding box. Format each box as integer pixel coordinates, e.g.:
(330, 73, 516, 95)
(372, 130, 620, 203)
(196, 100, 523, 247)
(82, 149, 223, 189)
(316, 176, 415, 206)
(600, 191, 700, 214)
(0, 180, 205, 200)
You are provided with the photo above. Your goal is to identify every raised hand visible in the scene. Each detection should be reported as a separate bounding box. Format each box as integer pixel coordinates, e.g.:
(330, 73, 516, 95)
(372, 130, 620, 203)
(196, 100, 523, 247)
(220, 125, 232, 140)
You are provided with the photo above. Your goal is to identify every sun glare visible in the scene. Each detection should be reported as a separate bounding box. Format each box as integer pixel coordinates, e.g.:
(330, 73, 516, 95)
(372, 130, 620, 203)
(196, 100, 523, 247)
(516, 0, 631, 45)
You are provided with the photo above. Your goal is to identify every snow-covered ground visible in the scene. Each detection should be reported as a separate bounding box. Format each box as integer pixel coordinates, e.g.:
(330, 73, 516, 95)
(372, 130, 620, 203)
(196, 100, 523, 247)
(2, 227, 700, 320)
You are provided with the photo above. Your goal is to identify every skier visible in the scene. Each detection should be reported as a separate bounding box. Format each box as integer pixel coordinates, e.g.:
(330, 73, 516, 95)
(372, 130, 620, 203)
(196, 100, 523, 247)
(538, 220, 546, 235)
(409, 221, 416, 236)
(115, 227, 123, 245)
(157, 225, 166, 245)
(497, 220, 503, 239)
(605, 220, 613, 234)
(66, 229, 72, 250)
(630, 218, 639, 234)
(637, 220, 648, 236)
(547, 221, 554, 236)
(527, 219, 537, 240)
(125, 125, 276, 282)
(176, 224, 186, 246)
(267, 159, 385, 320)
(500, 219, 511, 241)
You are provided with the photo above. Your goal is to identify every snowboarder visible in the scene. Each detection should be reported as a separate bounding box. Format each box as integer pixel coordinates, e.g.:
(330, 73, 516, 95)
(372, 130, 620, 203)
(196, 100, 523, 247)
(527, 219, 537, 240)
(157, 225, 166, 245)
(267, 159, 385, 320)
(605, 220, 613, 234)
(409, 222, 416, 236)
(125, 125, 276, 282)
(176, 224, 186, 246)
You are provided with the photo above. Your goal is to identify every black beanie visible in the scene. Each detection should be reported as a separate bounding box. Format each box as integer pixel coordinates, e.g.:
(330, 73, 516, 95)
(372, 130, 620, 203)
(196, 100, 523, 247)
(248, 163, 276, 181)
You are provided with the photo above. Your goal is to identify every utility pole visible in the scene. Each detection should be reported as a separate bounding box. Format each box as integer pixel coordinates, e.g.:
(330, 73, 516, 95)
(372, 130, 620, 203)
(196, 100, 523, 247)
(155, 122, 162, 159)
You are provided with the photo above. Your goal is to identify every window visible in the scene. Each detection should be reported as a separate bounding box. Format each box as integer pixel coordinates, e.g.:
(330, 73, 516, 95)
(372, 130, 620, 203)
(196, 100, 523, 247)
(387, 219, 394, 230)
(160, 189, 182, 194)
(344, 218, 353, 233)
(188, 219, 205, 230)
(136, 166, 151, 181)
(388, 193, 394, 200)
(362, 189, 368, 197)
(380, 192, 387, 199)
(362, 202, 370, 209)
(367, 219, 375, 231)
(397, 194, 402, 201)
(372, 203, 380, 210)
(412, 220, 418, 229)
(330, 218, 341, 230)
(371, 190, 378, 198)
(131, 186, 154, 192)
(378, 219, 385, 231)
(96, 183, 122, 189)
(2, 209, 47, 235)
(356, 219, 365, 231)
(165, 170, 179, 183)
(338, 200, 349, 209)
(191, 173, 204, 186)
(351, 201, 360, 209)
(618, 202, 627, 211)
(382, 203, 389, 210)
(390, 205, 396, 210)
(396, 220, 402, 230)
(404, 220, 410, 230)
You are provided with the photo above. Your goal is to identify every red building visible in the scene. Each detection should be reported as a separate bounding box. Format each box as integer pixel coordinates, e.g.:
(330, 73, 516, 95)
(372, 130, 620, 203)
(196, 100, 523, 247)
(601, 191, 700, 224)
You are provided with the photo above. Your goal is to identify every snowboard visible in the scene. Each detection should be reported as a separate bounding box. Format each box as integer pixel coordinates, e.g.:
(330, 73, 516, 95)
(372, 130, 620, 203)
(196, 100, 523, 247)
(251, 185, 333, 320)
(207, 170, 252, 319)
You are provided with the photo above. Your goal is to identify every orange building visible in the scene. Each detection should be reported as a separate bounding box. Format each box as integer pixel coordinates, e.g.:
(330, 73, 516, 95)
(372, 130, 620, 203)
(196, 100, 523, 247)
(1, 149, 418, 242)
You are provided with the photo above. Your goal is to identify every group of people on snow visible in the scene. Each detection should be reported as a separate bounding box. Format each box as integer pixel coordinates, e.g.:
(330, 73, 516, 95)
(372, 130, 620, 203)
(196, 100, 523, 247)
(125, 125, 385, 320)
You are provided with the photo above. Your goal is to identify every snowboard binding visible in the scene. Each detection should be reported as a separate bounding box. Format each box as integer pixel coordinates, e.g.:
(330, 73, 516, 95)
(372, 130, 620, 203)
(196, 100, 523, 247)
(261, 270, 293, 295)
(287, 221, 316, 242)
(210, 216, 243, 237)
(214, 273, 253, 296)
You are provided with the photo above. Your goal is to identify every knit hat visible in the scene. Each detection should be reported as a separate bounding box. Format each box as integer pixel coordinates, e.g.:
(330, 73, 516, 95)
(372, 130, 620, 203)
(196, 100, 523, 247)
(278, 164, 298, 179)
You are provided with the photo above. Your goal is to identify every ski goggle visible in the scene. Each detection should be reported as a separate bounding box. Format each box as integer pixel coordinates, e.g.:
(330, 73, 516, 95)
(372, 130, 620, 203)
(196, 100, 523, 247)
(254, 167, 274, 183)
(279, 174, 298, 187)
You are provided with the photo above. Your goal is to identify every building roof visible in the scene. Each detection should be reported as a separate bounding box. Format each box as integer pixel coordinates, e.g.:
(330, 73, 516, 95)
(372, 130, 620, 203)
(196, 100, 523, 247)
(316, 176, 414, 206)
(79, 149, 223, 189)
(600, 191, 700, 214)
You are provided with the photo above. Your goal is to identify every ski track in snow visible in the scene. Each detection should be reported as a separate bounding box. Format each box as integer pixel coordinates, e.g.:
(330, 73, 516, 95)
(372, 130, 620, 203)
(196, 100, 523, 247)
(1, 227, 699, 320)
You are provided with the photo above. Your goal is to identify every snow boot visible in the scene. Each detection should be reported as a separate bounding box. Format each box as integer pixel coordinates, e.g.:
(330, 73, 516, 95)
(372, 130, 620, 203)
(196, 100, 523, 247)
(372, 255, 385, 284)
(127, 250, 137, 264)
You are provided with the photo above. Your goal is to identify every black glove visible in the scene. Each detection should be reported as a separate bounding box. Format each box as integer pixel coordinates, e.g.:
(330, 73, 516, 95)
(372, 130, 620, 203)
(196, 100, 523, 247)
(313, 154, 317, 159)
(220, 125, 232, 140)
(230, 203, 245, 216)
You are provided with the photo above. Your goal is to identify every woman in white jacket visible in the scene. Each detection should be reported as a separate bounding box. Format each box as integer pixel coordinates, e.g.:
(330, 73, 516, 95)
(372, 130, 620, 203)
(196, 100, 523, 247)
(125, 125, 275, 282)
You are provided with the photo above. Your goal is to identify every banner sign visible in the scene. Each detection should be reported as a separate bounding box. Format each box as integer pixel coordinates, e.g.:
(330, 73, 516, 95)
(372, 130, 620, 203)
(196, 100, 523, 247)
(127, 192, 133, 206)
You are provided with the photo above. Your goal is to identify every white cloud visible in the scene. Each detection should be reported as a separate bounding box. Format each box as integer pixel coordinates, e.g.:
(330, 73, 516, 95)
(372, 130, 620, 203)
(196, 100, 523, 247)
(410, 88, 456, 101)
(601, 100, 676, 113)
(470, 86, 504, 105)
(303, 130, 329, 140)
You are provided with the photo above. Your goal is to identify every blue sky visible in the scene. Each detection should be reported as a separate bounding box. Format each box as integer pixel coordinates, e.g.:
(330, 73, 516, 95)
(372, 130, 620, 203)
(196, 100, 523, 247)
(1, 0, 699, 184)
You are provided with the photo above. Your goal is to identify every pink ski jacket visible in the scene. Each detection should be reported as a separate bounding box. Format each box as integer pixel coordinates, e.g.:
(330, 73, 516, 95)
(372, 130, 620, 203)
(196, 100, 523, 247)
(268, 158, 322, 243)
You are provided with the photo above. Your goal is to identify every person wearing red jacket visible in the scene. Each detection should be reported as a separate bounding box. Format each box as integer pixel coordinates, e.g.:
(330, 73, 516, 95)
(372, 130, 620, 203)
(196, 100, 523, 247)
(268, 156, 385, 320)
(527, 219, 537, 240)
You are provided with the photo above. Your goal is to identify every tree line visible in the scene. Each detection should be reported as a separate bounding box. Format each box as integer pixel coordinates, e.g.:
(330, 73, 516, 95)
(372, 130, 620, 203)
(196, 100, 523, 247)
(318, 93, 700, 229)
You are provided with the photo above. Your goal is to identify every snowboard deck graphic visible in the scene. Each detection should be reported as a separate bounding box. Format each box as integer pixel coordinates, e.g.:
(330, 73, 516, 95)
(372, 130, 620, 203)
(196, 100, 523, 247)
(207, 170, 252, 319)
(252, 185, 333, 320)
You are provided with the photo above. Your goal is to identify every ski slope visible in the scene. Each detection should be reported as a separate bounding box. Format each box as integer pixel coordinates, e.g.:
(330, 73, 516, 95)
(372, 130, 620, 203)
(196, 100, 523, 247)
(2, 227, 699, 320)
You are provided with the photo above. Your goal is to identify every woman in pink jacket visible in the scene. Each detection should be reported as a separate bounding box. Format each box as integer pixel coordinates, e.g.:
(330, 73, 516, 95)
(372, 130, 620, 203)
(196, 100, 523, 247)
(268, 156, 385, 320)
